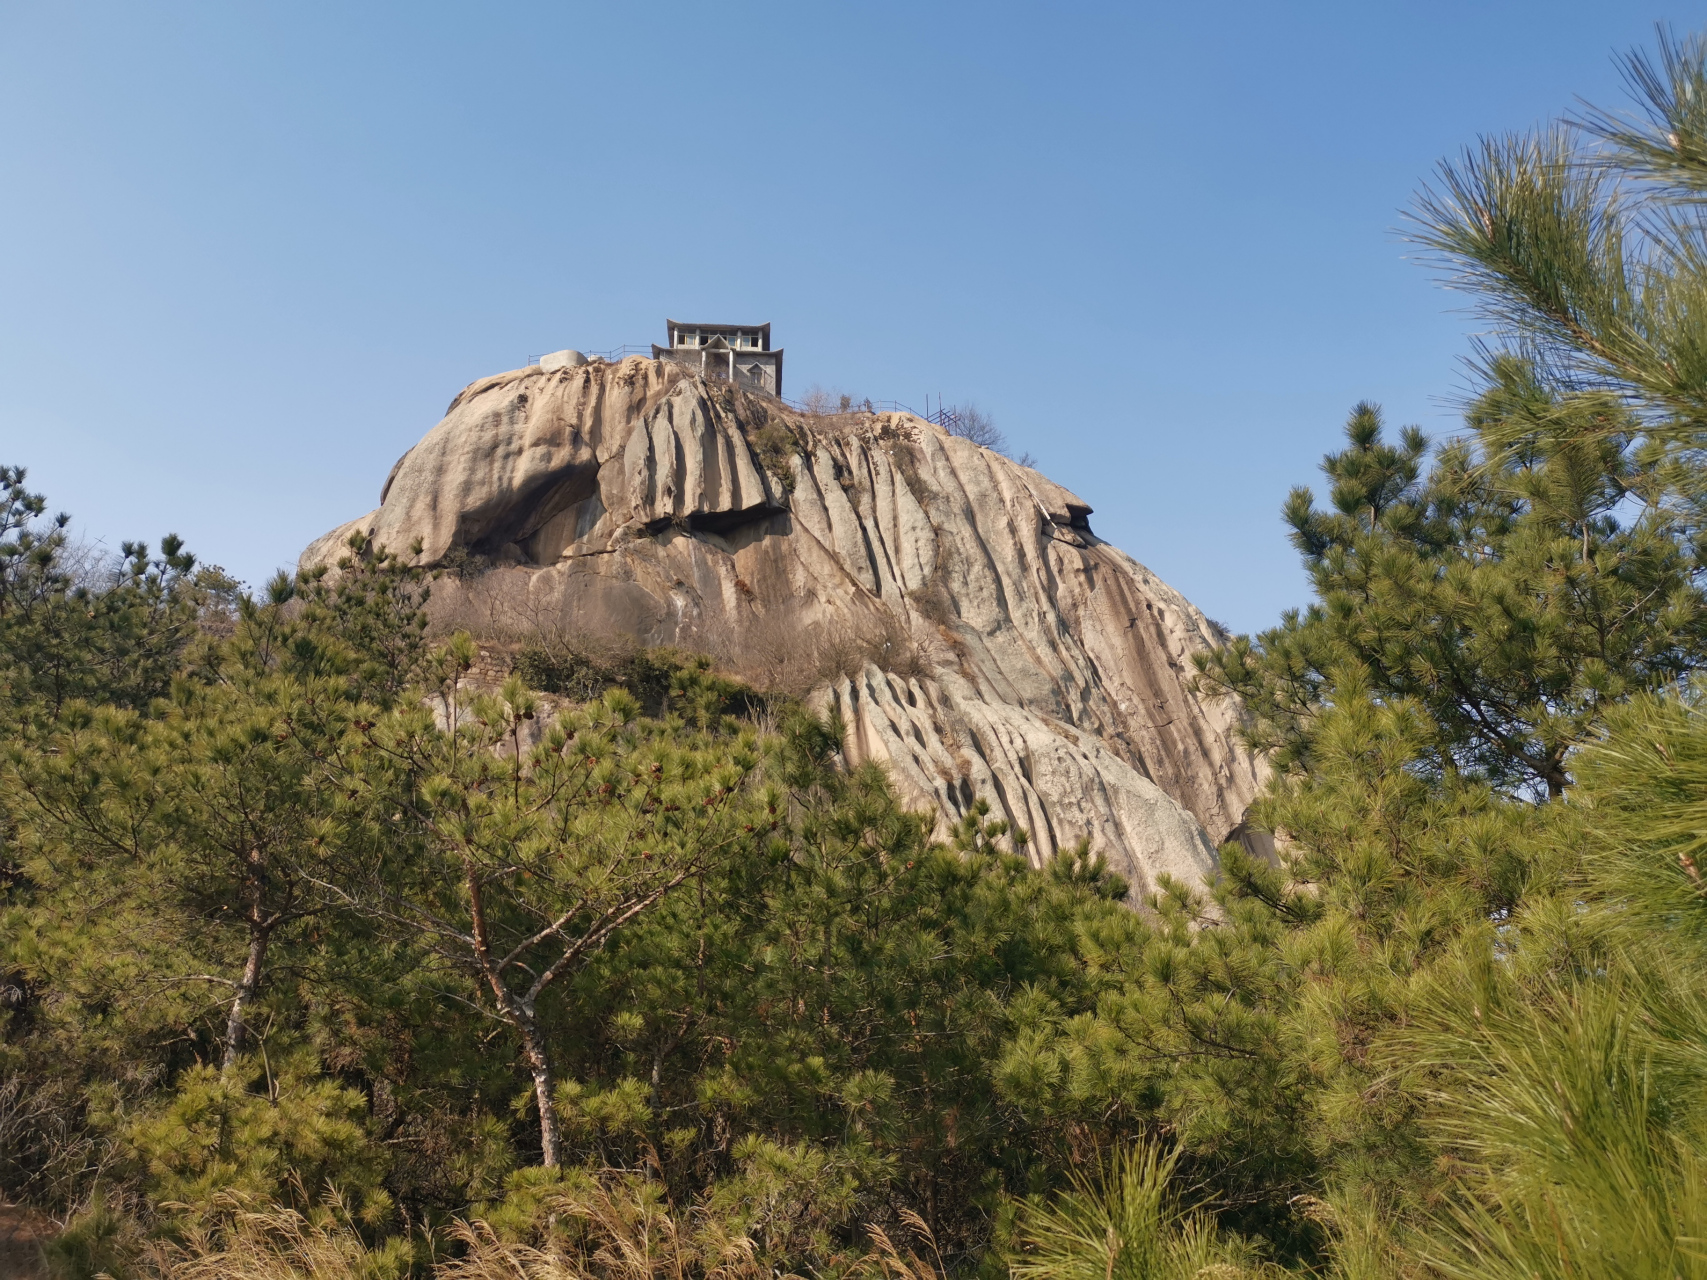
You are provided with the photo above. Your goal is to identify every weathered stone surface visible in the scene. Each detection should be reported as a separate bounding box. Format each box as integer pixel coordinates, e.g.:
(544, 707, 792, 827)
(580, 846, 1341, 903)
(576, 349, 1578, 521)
(303, 357, 1264, 901)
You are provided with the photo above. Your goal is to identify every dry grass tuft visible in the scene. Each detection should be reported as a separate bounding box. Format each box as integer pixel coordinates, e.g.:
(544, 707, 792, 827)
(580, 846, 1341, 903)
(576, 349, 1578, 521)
(809, 615, 928, 690)
(111, 1185, 988, 1280)
(859, 1210, 947, 1280)
(438, 1180, 778, 1280)
(138, 1193, 412, 1279)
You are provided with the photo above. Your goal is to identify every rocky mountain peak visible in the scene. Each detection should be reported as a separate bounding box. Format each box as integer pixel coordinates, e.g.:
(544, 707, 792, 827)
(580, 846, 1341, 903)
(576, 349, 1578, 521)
(303, 355, 1265, 901)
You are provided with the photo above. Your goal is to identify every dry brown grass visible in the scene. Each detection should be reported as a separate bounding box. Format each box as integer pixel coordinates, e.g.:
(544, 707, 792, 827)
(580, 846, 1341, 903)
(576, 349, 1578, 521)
(706, 612, 930, 700)
(796, 386, 869, 417)
(904, 551, 955, 629)
(655, 604, 932, 702)
(136, 1195, 411, 1279)
(858, 1210, 947, 1280)
(111, 1202, 965, 1280)
(131, 1181, 802, 1280)
(439, 605, 935, 709)
(886, 442, 929, 509)
(423, 566, 541, 641)
(0, 1073, 117, 1217)
(439, 1182, 775, 1280)
(811, 615, 929, 689)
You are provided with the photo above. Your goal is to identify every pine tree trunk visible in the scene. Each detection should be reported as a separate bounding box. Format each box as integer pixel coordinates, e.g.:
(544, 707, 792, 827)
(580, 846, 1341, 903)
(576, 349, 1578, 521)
(518, 1010, 563, 1167)
(222, 925, 269, 1073)
(464, 856, 563, 1166)
(465, 857, 563, 1167)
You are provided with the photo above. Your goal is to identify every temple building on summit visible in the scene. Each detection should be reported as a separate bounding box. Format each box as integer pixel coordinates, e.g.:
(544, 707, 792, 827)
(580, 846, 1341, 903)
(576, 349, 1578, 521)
(653, 320, 783, 396)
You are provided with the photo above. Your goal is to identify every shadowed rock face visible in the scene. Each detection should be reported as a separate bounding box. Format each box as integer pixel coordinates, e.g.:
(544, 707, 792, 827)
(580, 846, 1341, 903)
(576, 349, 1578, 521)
(303, 357, 1265, 901)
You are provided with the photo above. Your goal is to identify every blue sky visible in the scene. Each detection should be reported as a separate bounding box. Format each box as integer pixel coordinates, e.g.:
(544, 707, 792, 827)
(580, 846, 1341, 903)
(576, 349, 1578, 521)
(0, 2, 1690, 633)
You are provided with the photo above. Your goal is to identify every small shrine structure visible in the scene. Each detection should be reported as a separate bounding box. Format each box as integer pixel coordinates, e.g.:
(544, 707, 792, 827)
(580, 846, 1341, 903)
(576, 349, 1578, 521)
(653, 320, 783, 396)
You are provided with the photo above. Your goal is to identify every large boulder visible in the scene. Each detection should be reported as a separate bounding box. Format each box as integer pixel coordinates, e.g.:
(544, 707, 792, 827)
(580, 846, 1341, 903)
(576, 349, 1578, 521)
(303, 357, 1265, 901)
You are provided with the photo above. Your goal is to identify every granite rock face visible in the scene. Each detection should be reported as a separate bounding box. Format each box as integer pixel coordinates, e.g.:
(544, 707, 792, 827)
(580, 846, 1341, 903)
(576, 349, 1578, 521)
(303, 357, 1265, 901)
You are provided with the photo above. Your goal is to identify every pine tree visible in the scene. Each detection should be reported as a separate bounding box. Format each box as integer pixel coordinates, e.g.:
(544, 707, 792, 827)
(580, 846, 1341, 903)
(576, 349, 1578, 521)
(1413, 28, 1707, 443)
(0, 465, 233, 725)
(327, 658, 764, 1170)
(1197, 366, 1705, 798)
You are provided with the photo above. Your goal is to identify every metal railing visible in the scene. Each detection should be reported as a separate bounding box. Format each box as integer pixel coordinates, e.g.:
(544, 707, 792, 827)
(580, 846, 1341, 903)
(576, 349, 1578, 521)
(525, 343, 653, 366)
(777, 392, 968, 432)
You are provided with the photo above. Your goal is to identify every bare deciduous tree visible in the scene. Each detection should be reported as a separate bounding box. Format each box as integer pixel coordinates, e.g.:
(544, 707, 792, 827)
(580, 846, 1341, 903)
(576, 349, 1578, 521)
(942, 404, 1007, 454)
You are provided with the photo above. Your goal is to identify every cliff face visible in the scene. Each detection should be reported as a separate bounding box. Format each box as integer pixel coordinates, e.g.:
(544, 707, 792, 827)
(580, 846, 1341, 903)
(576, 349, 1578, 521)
(303, 357, 1265, 900)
